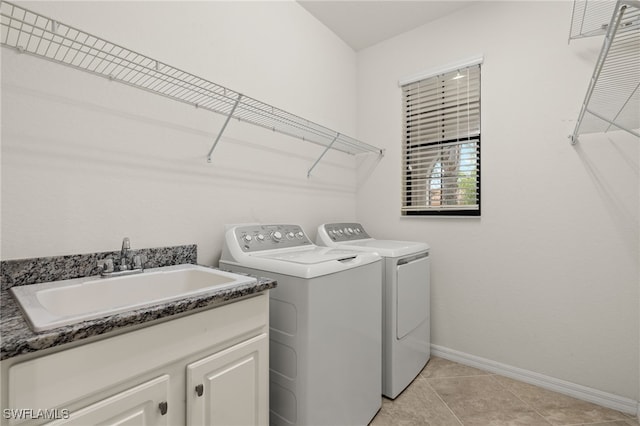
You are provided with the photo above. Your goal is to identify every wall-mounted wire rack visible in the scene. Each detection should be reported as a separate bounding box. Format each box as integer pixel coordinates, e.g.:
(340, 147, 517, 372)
(569, 0, 640, 144)
(0, 1, 384, 176)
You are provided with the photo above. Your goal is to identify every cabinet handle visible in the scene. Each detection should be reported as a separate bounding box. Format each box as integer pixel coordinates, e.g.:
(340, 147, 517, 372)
(158, 401, 168, 416)
(195, 384, 204, 397)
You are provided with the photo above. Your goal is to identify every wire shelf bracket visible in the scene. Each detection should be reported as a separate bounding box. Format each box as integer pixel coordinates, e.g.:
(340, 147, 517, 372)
(0, 1, 384, 173)
(308, 133, 339, 178)
(207, 94, 242, 163)
(569, 0, 640, 144)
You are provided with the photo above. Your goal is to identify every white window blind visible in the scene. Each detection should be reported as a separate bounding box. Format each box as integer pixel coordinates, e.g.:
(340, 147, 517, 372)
(401, 64, 481, 216)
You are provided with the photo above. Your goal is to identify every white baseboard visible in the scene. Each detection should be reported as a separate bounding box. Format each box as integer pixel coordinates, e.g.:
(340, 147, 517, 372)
(431, 344, 639, 416)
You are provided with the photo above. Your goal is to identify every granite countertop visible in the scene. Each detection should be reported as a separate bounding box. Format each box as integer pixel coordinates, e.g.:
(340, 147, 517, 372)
(0, 270, 276, 361)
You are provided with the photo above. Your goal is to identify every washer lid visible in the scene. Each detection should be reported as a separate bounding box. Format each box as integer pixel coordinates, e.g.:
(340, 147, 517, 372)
(225, 245, 381, 278)
(253, 247, 364, 265)
(328, 239, 429, 258)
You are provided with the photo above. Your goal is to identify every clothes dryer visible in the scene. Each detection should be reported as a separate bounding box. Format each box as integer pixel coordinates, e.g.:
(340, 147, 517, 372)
(317, 222, 430, 399)
(220, 223, 382, 426)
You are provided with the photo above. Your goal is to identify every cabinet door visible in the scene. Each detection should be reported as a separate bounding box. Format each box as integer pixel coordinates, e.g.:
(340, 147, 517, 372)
(186, 333, 268, 426)
(46, 375, 170, 426)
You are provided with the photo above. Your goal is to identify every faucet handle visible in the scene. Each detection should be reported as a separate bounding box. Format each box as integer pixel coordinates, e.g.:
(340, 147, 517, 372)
(98, 258, 114, 274)
(132, 254, 148, 270)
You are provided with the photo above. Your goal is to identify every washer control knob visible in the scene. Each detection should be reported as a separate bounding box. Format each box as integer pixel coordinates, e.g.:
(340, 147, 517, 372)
(243, 234, 253, 242)
(287, 232, 295, 239)
(354, 228, 361, 234)
(271, 231, 282, 242)
(257, 234, 265, 242)
(296, 231, 304, 239)
(338, 229, 344, 235)
(346, 227, 354, 235)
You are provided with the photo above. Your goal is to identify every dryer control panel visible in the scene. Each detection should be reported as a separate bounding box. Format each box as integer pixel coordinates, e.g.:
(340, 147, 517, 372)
(322, 223, 371, 242)
(233, 224, 313, 252)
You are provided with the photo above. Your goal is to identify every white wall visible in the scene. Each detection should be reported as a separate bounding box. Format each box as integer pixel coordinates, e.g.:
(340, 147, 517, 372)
(1, 1, 360, 264)
(356, 1, 639, 401)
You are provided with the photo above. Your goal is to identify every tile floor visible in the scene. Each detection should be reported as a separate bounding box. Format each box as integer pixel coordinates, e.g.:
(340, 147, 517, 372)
(370, 357, 640, 426)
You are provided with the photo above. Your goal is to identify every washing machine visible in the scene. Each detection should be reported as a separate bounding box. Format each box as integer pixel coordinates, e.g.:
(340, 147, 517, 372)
(316, 222, 430, 399)
(219, 223, 382, 426)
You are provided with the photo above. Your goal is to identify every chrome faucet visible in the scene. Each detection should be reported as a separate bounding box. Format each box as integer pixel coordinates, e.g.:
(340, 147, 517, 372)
(120, 237, 130, 261)
(97, 237, 147, 277)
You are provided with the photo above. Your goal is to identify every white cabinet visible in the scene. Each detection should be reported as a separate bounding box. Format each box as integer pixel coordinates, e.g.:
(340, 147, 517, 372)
(186, 334, 268, 426)
(47, 375, 170, 426)
(1, 293, 269, 426)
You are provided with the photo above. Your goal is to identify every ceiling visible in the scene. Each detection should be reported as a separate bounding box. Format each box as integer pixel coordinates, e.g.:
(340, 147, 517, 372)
(297, 1, 475, 51)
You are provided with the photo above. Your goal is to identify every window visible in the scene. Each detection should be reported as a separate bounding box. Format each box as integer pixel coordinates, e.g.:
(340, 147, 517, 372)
(401, 62, 481, 216)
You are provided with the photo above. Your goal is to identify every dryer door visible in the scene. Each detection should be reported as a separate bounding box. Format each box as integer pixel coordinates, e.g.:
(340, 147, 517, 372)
(396, 253, 430, 339)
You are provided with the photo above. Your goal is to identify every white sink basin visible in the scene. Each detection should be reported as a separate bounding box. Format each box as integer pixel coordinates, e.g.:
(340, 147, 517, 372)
(10, 264, 257, 332)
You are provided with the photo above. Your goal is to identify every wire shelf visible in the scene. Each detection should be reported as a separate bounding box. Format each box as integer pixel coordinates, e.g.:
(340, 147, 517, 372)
(570, 0, 640, 143)
(570, 1, 616, 39)
(0, 1, 383, 167)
